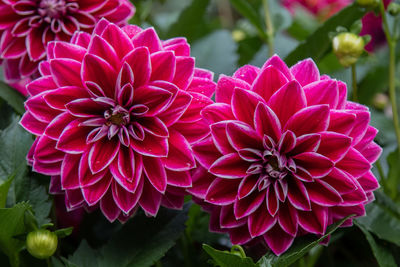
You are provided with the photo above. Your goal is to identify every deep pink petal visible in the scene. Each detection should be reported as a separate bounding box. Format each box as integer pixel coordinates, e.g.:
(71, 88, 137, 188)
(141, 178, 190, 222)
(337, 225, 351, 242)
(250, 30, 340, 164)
(88, 138, 120, 173)
(87, 35, 119, 68)
(251, 65, 288, 102)
(210, 121, 235, 154)
(285, 105, 330, 136)
(298, 204, 328, 235)
(82, 173, 112, 206)
(20, 112, 47, 135)
(290, 59, 320, 86)
(112, 181, 142, 214)
(139, 179, 162, 216)
(293, 152, 334, 178)
(216, 75, 250, 104)
(172, 56, 195, 90)
(205, 178, 241, 205)
(201, 103, 234, 124)
(209, 153, 250, 178)
(57, 119, 91, 153)
(50, 58, 82, 87)
(142, 156, 167, 193)
(307, 179, 343, 206)
(150, 51, 176, 82)
(130, 132, 168, 157)
(131, 27, 162, 53)
(60, 154, 81, 190)
(304, 79, 339, 108)
(287, 178, 311, 211)
(226, 122, 263, 151)
(358, 171, 380, 192)
(264, 225, 295, 256)
(238, 174, 259, 199)
(322, 168, 357, 194)
(123, 46, 151, 88)
(234, 192, 265, 219)
(317, 131, 352, 162)
(163, 129, 195, 171)
(248, 202, 277, 237)
(328, 110, 356, 135)
(44, 86, 90, 110)
(288, 134, 321, 156)
(336, 148, 371, 178)
(278, 203, 298, 236)
(179, 92, 213, 123)
(254, 102, 281, 142)
(233, 65, 260, 84)
(100, 190, 121, 222)
(192, 137, 222, 169)
(101, 23, 134, 59)
(231, 88, 265, 126)
(262, 55, 293, 80)
(268, 80, 306, 126)
(82, 54, 116, 98)
(220, 205, 247, 229)
(166, 169, 192, 187)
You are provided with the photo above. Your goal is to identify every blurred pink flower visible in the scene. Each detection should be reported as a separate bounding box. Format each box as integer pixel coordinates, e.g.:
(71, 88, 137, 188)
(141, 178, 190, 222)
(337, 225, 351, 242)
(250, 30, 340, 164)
(282, 0, 351, 20)
(189, 55, 381, 255)
(20, 19, 216, 222)
(0, 0, 135, 84)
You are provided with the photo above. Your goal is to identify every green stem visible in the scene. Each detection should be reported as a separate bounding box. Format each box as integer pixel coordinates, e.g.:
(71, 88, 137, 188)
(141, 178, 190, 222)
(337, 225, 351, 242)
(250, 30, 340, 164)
(380, 0, 400, 153)
(351, 64, 358, 102)
(262, 0, 275, 57)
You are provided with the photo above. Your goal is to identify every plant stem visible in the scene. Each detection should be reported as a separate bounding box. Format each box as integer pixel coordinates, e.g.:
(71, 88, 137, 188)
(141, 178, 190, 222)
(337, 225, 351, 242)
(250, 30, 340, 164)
(262, 0, 275, 57)
(380, 0, 400, 153)
(351, 64, 358, 102)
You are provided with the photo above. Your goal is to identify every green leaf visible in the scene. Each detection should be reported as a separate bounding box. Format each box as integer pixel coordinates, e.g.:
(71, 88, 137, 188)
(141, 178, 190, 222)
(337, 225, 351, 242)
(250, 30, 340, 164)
(0, 118, 32, 184)
(284, 3, 365, 66)
(0, 202, 32, 267)
(0, 81, 25, 115)
(357, 193, 400, 246)
(203, 244, 257, 267)
(166, 0, 212, 42)
(385, 149, 400, 200)
(68, 240, 99, 267)
(356, 222, 397, 267)
(0, 175, 14, 208)
(229, 0, 268, 41)
(54, 227, 73, 239)
(258, 214, 354, 267)
(97, 205, 189, 267)
(191, 30, 238, 77)
(23, 180, 52, 227)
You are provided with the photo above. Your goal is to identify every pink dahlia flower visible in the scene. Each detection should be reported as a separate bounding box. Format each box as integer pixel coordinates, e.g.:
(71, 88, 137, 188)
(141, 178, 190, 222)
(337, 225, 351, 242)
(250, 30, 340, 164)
(282, 0, 351, 20)
(20, 19, 216, 222)
(189, 55, 381, 255)
(0, 0, 135, 85)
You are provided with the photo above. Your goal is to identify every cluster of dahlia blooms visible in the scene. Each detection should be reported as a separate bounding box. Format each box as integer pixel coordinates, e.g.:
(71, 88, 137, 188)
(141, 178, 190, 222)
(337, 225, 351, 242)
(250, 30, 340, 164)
(0, 0, 135, 95)
(190, 56, 381, 255)
(20, 18, 216, 222)
(19, 18, 381, 255)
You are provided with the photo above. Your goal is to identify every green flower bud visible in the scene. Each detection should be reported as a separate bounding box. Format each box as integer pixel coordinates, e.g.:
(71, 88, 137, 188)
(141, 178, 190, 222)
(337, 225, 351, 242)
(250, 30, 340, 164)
(373, 93, 389, 110)
(356, 0, 379, 8)
(26, 230, 58, 259)
(333, 32, 365, 67)
(388, 3, 400, 16)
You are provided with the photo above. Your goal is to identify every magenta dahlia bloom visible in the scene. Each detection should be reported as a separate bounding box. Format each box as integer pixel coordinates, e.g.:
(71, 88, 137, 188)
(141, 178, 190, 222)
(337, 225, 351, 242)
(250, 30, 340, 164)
(189, 55, 381, 255)
(282, 0, 351, 20)
(0, 0, 135, 84)
(20, 19, 216, 222)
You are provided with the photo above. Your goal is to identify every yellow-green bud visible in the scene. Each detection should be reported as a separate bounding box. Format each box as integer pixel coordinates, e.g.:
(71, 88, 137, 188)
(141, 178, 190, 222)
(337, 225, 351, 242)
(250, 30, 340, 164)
(26, 230, 58, 259)
(356, 0, 379, 8)
(373, 93, 389, 110)
(332, 32, 365, 67)
(388, 3, 400, 16)
(232, 29, 246, 42)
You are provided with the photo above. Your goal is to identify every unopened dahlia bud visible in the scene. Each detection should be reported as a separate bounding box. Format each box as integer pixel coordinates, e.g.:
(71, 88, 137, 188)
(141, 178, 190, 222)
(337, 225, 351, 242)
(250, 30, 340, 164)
(333, 32, 365, 67)
(388, 3, 400, 16)
(26, 230, 58, 259)
(356, 0, 379, 8)
(373, 93, 389, 110)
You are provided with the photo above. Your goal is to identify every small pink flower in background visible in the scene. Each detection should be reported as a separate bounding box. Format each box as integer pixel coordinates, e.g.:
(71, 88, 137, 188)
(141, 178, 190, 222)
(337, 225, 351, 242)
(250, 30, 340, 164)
(20, 19, 216, 222)
(0, 0, 135, 85)
(282, 0, 351, 20)
(189, 55, 381, 255)
(360, 0, 391, 52)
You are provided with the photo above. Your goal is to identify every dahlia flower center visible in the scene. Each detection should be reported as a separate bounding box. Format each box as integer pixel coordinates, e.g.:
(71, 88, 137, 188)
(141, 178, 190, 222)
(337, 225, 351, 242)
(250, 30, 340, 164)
(38, 0, 68, 19)
(104, 106, 130, 126)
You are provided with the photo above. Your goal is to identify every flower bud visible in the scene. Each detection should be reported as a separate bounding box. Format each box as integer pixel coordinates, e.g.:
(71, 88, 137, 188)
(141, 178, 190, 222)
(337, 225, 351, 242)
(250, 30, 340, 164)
(26, 230, 58, 259)
(333, 32, 365, 67)
(373, 93, 389, 110)
(388, 3, 400, 16)
(356, 0, 379, 8)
